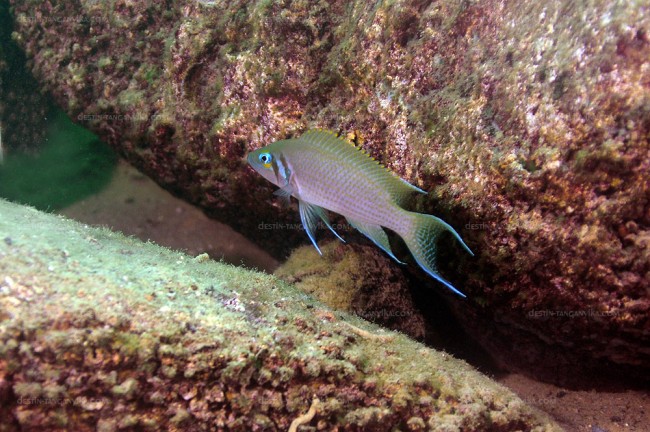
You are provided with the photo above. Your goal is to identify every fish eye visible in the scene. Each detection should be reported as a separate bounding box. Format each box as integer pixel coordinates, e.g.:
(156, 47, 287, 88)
(258, 152, 272, 167)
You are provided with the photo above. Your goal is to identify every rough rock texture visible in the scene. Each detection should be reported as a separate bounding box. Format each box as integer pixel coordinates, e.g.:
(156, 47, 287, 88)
(275, 241, 428, 341)
(0, 0, 50, 155)
(0, 199, 560, 431)
(8, 0, 650, 384)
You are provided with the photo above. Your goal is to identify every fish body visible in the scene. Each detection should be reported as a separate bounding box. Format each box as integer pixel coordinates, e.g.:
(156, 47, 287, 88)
(247, 130, 473, 297)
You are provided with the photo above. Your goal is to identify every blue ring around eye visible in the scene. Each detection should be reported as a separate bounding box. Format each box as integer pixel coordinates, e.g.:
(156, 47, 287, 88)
(259, 153, 272, 164)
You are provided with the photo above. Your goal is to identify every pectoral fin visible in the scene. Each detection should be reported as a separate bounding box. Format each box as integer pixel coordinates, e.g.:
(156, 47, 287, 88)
(273, 185, 293, 206)
(346, 218, 404, 264)
(299, 201, 345, 255)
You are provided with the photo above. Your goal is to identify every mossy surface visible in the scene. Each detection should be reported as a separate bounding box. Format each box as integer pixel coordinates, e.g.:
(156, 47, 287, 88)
(275, 241, 428, 341)
(0, 199, 560, 431)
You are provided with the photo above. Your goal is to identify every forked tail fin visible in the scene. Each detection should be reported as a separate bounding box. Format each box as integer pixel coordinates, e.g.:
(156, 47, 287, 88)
(402, 212, 474, 297)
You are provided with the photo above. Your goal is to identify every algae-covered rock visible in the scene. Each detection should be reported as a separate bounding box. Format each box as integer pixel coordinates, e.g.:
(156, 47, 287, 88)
(275, 241, 428, 340)
(0, 199, 560, 431)
(8, 0, 650, 384)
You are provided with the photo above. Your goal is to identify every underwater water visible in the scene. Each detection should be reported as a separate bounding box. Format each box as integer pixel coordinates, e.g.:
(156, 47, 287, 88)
(0, 110, 117, 211)
(1, 0, 649, 431)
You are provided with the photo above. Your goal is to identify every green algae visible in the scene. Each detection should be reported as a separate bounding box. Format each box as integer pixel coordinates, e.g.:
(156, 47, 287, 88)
(0, 199, 560, 431)
(97, 56, 112, 70)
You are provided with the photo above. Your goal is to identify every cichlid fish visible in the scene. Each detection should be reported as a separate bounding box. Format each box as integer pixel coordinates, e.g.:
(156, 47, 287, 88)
(247, 130, 473, 297)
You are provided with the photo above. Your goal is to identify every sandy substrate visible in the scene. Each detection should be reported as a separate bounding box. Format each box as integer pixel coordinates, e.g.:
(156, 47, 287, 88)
(59, 160, 649, 432)
(498, 374, 648, 432)
(60, 160, 279, 273)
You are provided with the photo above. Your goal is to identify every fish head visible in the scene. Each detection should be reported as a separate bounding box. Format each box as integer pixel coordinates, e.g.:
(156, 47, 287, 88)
(247, 140, 291, 187)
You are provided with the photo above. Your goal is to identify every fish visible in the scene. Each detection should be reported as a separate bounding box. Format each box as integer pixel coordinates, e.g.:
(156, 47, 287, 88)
(247, 129, 474, 297)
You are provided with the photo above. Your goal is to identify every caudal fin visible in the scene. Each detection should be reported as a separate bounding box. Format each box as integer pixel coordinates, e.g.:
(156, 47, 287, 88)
(402, 213, 473, 297)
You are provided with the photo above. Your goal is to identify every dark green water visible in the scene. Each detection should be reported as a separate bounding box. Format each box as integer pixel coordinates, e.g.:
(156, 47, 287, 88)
(1, 0, 116, 211)
(0, 110, 117, 211)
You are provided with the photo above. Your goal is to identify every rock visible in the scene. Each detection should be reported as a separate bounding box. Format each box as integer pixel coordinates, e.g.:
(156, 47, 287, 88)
(0, 1, 50, 156)
(275, 241, 428, 341)
(0, 199, 560, 430)
(8, 0, 649, 384)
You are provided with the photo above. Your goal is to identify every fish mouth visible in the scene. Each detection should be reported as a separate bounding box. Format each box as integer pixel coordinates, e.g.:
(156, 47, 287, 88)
(246, 152, 263, 174)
